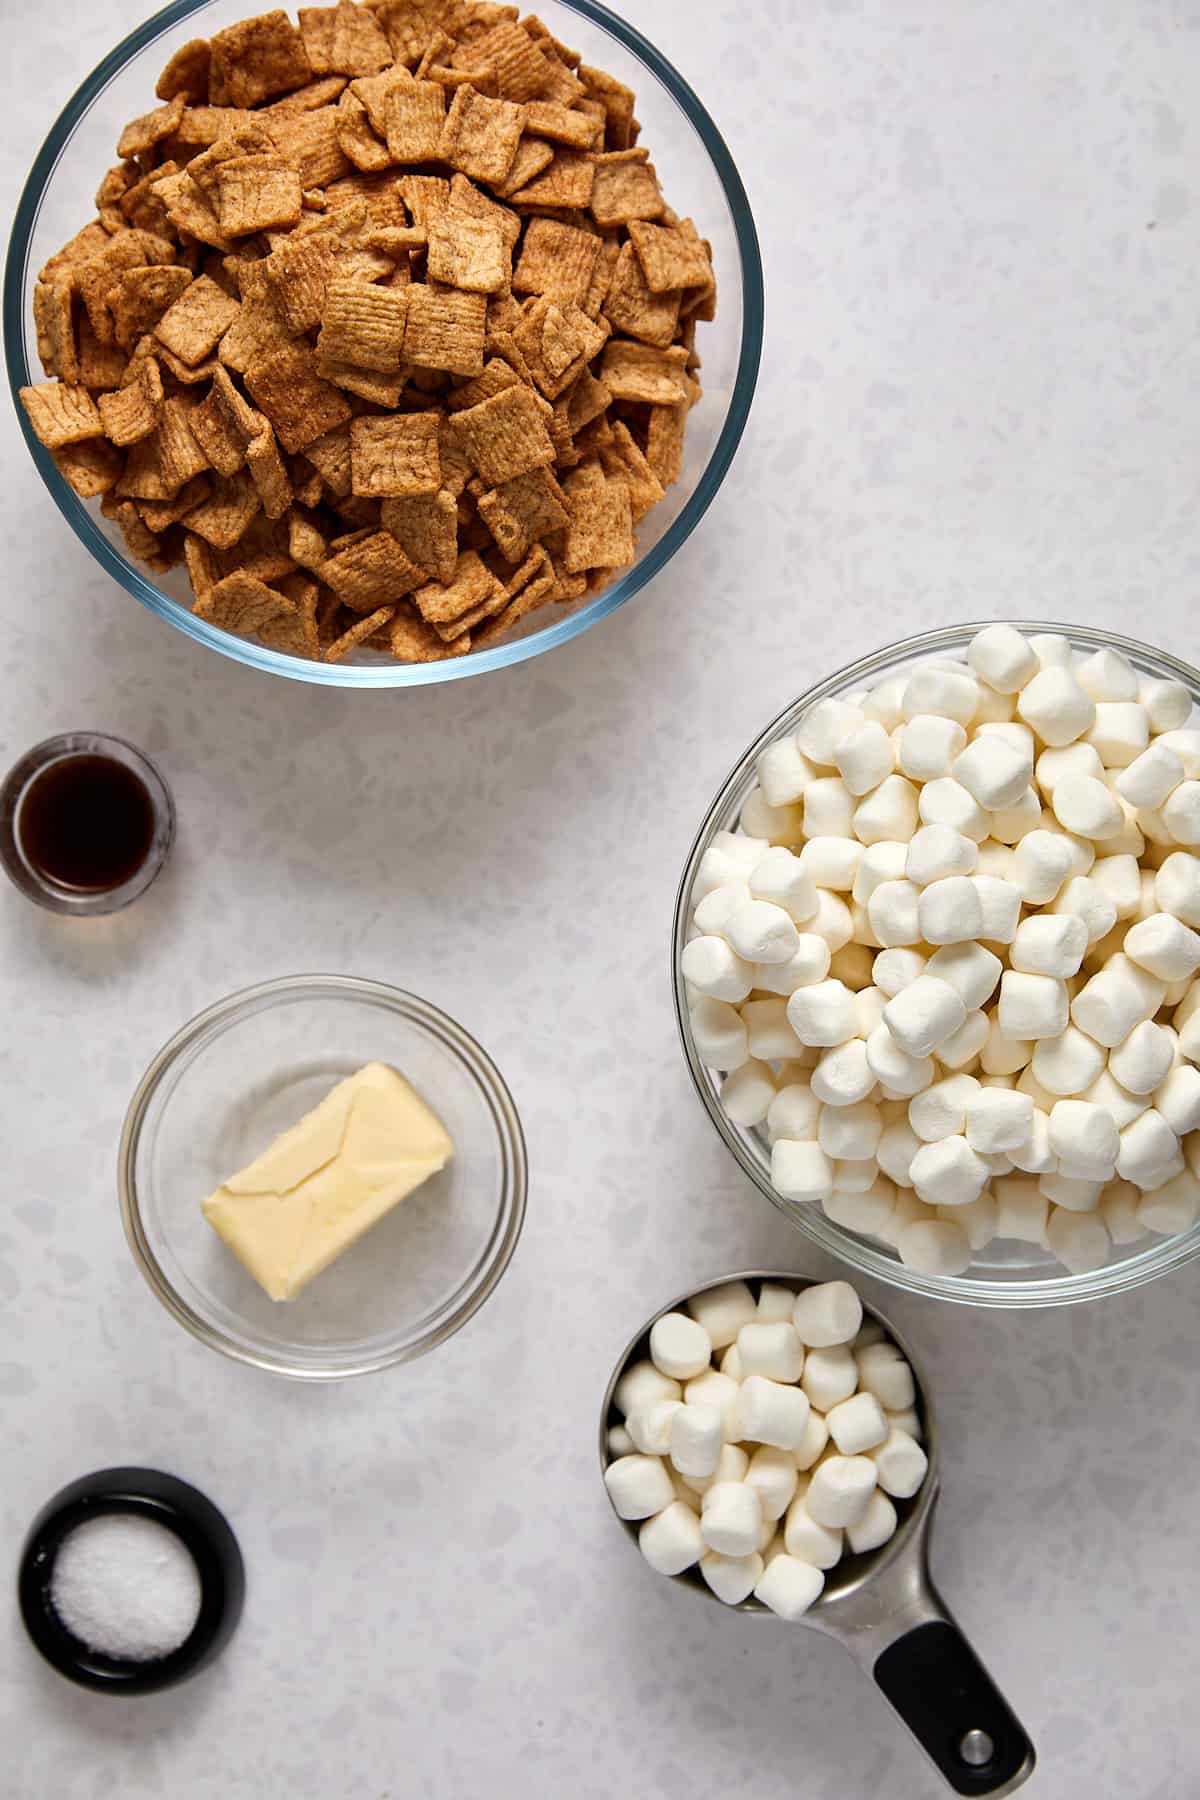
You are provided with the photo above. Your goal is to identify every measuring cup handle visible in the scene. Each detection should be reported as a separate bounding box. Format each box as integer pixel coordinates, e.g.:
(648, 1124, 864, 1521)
(871, 1606, 1035, 1796)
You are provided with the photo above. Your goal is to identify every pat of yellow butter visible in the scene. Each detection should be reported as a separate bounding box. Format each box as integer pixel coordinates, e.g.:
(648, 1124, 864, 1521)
(202, 1062, 453, 1301)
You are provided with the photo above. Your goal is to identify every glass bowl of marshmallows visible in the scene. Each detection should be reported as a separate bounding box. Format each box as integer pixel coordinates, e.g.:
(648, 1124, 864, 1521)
(673, 623, 1200, 1307)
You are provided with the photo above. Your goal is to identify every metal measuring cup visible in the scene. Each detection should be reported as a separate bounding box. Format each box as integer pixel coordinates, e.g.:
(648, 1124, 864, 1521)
(599, 1271, 1035, 1797)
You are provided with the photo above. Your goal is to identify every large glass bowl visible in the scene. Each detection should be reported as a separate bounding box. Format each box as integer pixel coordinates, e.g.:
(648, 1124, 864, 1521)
(673, 621, 1200, 1308)
(4, 0, 762, 686)
(118, 975, 527, 1376)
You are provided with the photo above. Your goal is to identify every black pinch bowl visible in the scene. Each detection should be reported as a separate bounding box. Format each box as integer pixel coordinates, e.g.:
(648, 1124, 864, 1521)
(18, 1466, 245, 1694)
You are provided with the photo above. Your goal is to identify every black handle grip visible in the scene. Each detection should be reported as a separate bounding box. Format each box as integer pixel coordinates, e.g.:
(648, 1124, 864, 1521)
(873, 1620, 1035, 1795)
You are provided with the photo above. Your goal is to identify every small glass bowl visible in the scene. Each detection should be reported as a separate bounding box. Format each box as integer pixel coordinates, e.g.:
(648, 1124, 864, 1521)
(673, 621, 1200, 1309)
(0, 732, 174, 915)
(4, 0, 762, 687)
(119, 975, 527, 1376)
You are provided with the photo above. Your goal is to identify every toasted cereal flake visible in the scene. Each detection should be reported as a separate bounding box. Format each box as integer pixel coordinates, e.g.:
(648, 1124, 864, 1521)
(508, 146, 595, 209)
(446, 356, 518, 411)
(602, 241, 679, 347)
(562, 464, 633, 571)
(53, 438, 124, 497)
(76, 321, 129, 392)
(216, 302, 295, 377)
(38, 222, 113, 288)
(215, 156, 304, 237)
(19, 382, 103, 449)
(578, 62, 636, 148)
(320, 528, 422, 609)
(474, 542, 555, 643)
(183, 530, 221, 598)
(402, 285, 486, 376)
(244, 342, 352, 453)
(156, 38, 212, 103)
(152, 171, 233, 252)
(220, 511, 297, 581)
(117, 92, 186, 160)
(439, 83, 523, 185)
(32, 279, 72, 381)
(182, 470, 262, 549)
(76, 232, 177, 346)
(265, 109, 353, 189)
(287, 509, 328, 568)
(319, 360, 408, 406)
(494, 136, 553, 199)
(194, 569, 295, 633)
(153, 275, 241, 366)
(451, 20, 554, 102)
(246, 424, 294, 518)
(350, 412, 440, 496)
(139, 473, 214, 533)
(267, 74, 350, 114)
(106, 498, 168, 567)
(303, 420, 353, 494)
(513, 297, 607, 399)
(451, 382, 555, 485)
(599, 338, 689, 405)
(171, 105, 258, 149)
(379, 488, 458, 583)
(97, 362, 162, 447)
(318, 278, 407, 370)
(448, 172, 520, 247)
(566, 370, 611, 435)
(627, 217, 712, 294)
(300, 1, 391, 75)
(397, 173, 450, 227)
(475, 463, 566, 561)
(425, 211, 508, 293)
(255, 230, 341, 335)
(350, 66, 410, 135)
(523, 100, 601, 148)
(387, 601, 471, 661)
(335, 92, 393, 170)
(324, 602, 395, 661)
(208, 11, 313, 109)
(258, 569, 321, 656)
(117, 166, 178, 237)
(645, 398, 686, 486)
(412, 547, 503, 631)
(512, 217, 599, 309)
(601, 418, 665, 522)
(383, 70, 446, 161)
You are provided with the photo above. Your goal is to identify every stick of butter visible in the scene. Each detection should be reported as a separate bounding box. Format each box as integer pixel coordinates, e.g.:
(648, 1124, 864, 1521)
(201, 1062, 453, 1301)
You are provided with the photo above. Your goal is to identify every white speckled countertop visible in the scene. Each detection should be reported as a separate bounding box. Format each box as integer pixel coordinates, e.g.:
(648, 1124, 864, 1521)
(3, 2, 1200, 1794)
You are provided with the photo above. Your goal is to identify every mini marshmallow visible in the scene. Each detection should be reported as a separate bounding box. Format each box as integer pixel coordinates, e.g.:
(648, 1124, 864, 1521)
(964, 1087, 1034, 1153)
(973, 876, 1023, 943)
(700, 1548, 764, 1605)
(852, 840, 909, 906)
(650, 1312, 714, 1381)
(1088, 701, 1149, 768)
(834, 1159, 880, 1193)
(884, 976, 968, 1056)
(877, 1119, 922, 1187)
(1156, 852, 1200, 927)
(771, 1139, 834, 1204)
(607, 1425, 635, 1457)
(1139, 678, 1193, 731)
(993, 1174, 1049, 1241)
(954, 735, 1032, 810)
(1036, 743, 1107, 794)
(910, 1135, 990, 1206)
(680, 1443, 750, 1496)
(824, 1180, 897, 1236)
(700, 1481, 764, 1557)
(863, 674, 909, 731)
(806, 1454, 878, 1528)
(767, 1083, 821, 1143)
(901, 665, 980, 727)
(826, 1391, 888, 1455)
(1012, 830, 1075, 904)
(855, 1342, 917, 1411)
(1084, 1069, 1150, 1131)
(1139, 1171, 1200, 1234)
(1031, 1025, 1106, 1097)
(1100, 1179, 1146, 1244)
(804, 777, 856, 839)
(627, 1401, 685, 1456)
(935, 1009, 990, 1070)
(906, 824, 979, 888)
(741, 791, 804, 843)
(1072, 955, 1166, 1047)
(685, 1281, 757, 1350)
(833, 719, 895, 796)
(873, 947, 928, 998)
(638, 1502, 704, 1575)
(754, 1553, 827, 1618)
(684, 1371, 740, 1441)
(853, 775, 920, 847)
(1018, 666, 1096, 746)
(1116, 1109, 1179, 1184)
(693, 879, 751, 936)
(792, 1279, 863, 1346)
(681, 934, 755, 1002)
(988, 787, 1042, 847)
(735, 1376, 812, 1451)
(690, 999, 750, 1072)
(980, 1017, 1033, 1076)
(897, 714, 968, 782)
(783, 1493, 843, 1567)
(800, 1345, 858, 1411)
(745, 1446, 800, 1522)
(800, 836, 863, 892)
(897, 1217, 972, 1274)
(811, 1041, 876, 1110)
(725, 900, 800, 965)
(756, 1282, 797, 1322)
(868, 878, 922, 947)
(1030, 632, 1073, 669)
(1109, 1021, 1176, 1096)
(605, 1454, 677, 1520)
(883, 1188, 932, 1240)
(720, 1061, 776, 1127)
(1077, 646, 1138, 701)
(1090, 854, 1143, 918)
(1117, 742, 1185, 811)
(1039, 1172, 1103, 1212)
(753, 935, 833, 996)
(870, 1427, 929, 1499)
(742, 999, 804, 1063)
(818, 1099, 884, 1160)
(1045, 1206, 1111, 1273)
(968, 623, 1039, 692)
(737, 1321, 805, 1384)
(757, 737, 818, 806)
(615, 1360, 682, 1420)
(919, 777, 989, 841)
(846, 1489, 899, 1556)
(1048, 1100, 1120, 1177)
(1051, 875, 1118, 946)
(1052, 774, 1124, 840)
(692, 836, 769, 902)
(1125, 913, 1200, 982)
(748, 847, 818, 922)
(793, 1410, 831, 1472)
(1157, 730, 1200, 777)
(866, 1024, 935, 1096)
(670, 1403, 725, 1479)
(796, 698, 867, 767)
(1155, 1064, 1200, 1135)
(787, 979, 859, 1047)
(999, 971, 1070, 1040)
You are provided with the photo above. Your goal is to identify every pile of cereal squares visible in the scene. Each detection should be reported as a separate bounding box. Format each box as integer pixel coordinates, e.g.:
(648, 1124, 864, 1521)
(20, 1, 714, 664)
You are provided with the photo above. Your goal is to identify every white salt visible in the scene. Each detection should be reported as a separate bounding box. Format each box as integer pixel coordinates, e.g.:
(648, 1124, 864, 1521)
(50, 1514, 202, 1661)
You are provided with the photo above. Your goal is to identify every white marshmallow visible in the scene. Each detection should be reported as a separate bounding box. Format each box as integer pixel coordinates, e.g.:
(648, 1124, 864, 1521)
(1139, 1171, 1200, 1234)
(870, 1427, 929, 1498)
(1052, 774, 1124, 840)
(720, 1061, 776, 1127)
(1125, 912, 1200, 981)
(873, 947, 928, 998)
(967, 623, 1038, 692)
(1155, 852, 1200, 928)
(627, 1401, 684, 1457)
(906, 824, 979, 888)
(964, 1087, 1034, 1153)
(735, 1376, 812, 1451)
(682, 934, 755, 1002)
(973, 876, 1023, 943)
(747, 846, 818, 922)
(800, 836, 863, 892)
(901, 665, 980, 727)
(700, 1548, 764, 1605)
(818, 1100, 883, 1162)
(1010, 916, 1088, 983)
(753, 935, 833, 996)
(1072, 954, 1166, 1047)
(1011, 830, 1074, 904)
(741, 790, 804, 843)
(605, 1453, 677, 1520)
(917, 877, 983, 946)
(826, 1391, 888, 1456)
(824, 1179, 897, 1237)
(684, 1371, 740, 1441)
(1090, 854, 1143, 918)
(919, 777, 989, 841)
(700, 1481, 764, 1557)
(767, 1083, 821, 1143)
(772, 1139, 834, 1204)
(1076, 646, 1138, 701)
(650, 1312, 714, 1381)
(737, 1321, 805, 1384)
(834, 1159, 881, 1194)
(1097, 1179, 1144, 1244)
(988, 787, 1043, 845)
(792, 1413, 830, 1474)
(854, 1342, 916, 1412)
(692, 835, 770, 901)
(787, 979, 859, 1047)
(685, 1281, 757, 1350)
(999, 970, 1070, 1040)
(852, 840, 909, 906)
(799, 1347, 857, 1413)
(1036, 743, 1106, 793)
(757, 738, 818, 806)
(690, 998, 749, 1071)
(796, 698, 867, 767)
(1030, 632, 1073, 669)
(863, 674, 909, 731)
(833, 719, 895, 796)
(980, 1021, 1032, 1077)
(1117, 742, 1185, 810)
(1089, 701, 1149, 768)
(791, 1279, 863, 1347)
(741, 999, 804, 1063)
(1030, 1026, 1105, 1098)
(846, 1489, 899, 1556)
(1139, 678, 1193, 731)
(638, 1502, 704, 1575)
(725, 900, 800, 966)
(1155, 1064, 1200, 1135)
(853, 775, 920, 847)
(992, 1174, 1049, 1241)
(897, 714, 968, 782)
(934, 1009, 989, 1070)
(1018, 666, 1096, 746)
(1116, 1109, 1179, 1184)
(868, 878, 922, 948)
(910, 1135, 990, 1206)
(908, 1071, 977, 1139)
(783, 1492, 844, 1567)
(805, 1454, 878, 1528)
(680, 1443, 750, 1496)
(607, 1425, 635, 1457)
(804, 778, 856, 839)
(754, 1553, 826, 1618)
(876, 1119, 922, 1187)
(744, 1446, 800, 1523)
(692, 879, 751, 937)
(1050, 875, 1118, 946)
(866, 1024, 935, 1096)
(755, 1282, 797, 1322)
(615, 1360, 682, 1419)
(1157, 730, 1200, 777)
(670, 1403, 725, 1478)
(1046, 1206, 1111, 1273)
(811, 1039, 875, 1108)
(1041, 1169, 1104, 1209)
(1048, 1100, 1120, 1177)
(954, 736, 1032, 810)
(1084, 1069, 1150, 1131)
(897, 1217, 972, 1274)
(1109, 1021, 1176, 1096)
(884, 977, 968, 1057)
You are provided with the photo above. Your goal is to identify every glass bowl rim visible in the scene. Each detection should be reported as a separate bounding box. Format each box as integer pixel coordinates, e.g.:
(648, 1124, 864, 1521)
(671, 618, 1200, 1310)
(118, 972, 529, 1376)
(3, 0, 765, 688)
